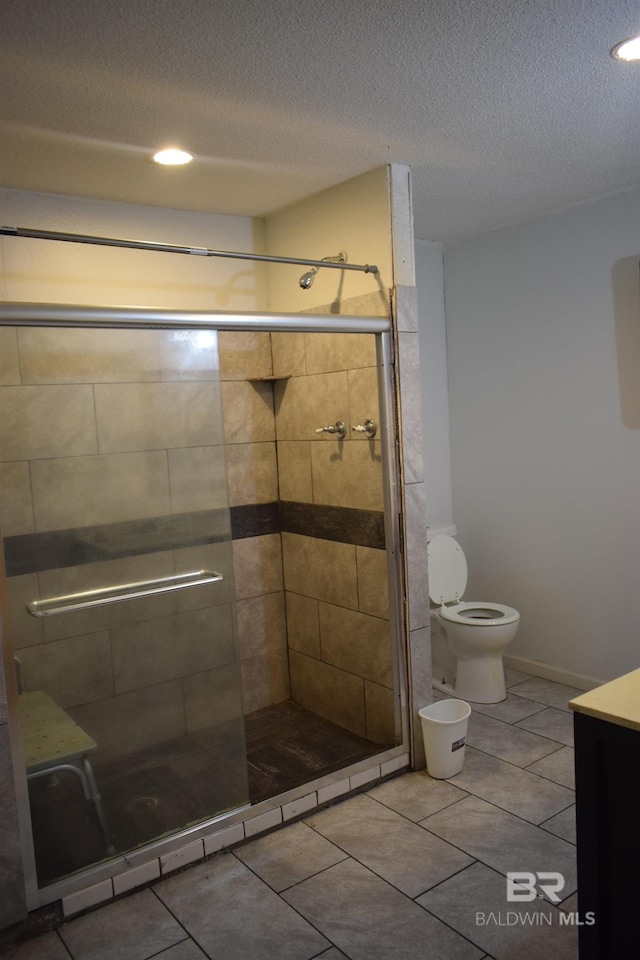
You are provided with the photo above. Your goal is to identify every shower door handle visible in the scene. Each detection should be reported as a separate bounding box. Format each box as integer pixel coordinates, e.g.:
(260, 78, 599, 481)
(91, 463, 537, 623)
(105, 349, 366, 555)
(26, 570, 224, 618)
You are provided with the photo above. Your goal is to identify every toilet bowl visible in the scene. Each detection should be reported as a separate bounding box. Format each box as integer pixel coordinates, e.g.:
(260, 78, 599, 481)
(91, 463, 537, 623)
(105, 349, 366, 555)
(428, 535, 519, 703)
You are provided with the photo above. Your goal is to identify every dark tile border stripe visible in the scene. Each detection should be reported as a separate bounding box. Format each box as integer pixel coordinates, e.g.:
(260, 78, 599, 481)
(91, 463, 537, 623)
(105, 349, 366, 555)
(3, 508, 234, 577)
(3, 501, 383, 578)
(279, 501, 385, 549)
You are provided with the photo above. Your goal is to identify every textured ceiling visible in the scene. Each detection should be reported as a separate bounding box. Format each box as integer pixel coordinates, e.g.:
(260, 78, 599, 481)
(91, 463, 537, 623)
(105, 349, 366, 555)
(1, 0, 640, 243)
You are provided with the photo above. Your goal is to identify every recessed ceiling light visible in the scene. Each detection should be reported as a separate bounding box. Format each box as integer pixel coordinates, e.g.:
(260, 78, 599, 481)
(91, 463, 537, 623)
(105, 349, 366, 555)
(152, 148, 193, 165)
(611, 35, 640, 61)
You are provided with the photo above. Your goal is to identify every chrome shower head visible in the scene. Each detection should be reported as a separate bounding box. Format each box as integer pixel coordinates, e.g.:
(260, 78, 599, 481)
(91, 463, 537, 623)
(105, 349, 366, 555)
(298, 252, 347, 290)
(299, 267, 318, 289)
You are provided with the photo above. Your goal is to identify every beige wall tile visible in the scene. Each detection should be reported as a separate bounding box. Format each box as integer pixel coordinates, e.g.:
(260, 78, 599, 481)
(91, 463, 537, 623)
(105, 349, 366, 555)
(183, 663, 245, 731)
(17, 328, 163, 383)
(0, 328, 20, 384)
(219, 331, 272, 380)
(70, 680, 186, 762)
(38, 552, 177, 642)
(0, 385, 97, 461)
(274, 371, 348, 441)
(347, 366, 380, 441)
(318, 602, 393, 688)
(18, 631, 114, 709)
(275, 441, 312, 502)
(160, 330, 218, 382)
(111, 605, 235, 694)
(240, 649, 291, 713)
(222, 380, 275, 444)
(364, 680, 397, 745)
(303, 332, 376, 375)
(307, 290, 389, 319)
(356, 546, 389, 619)
(232, 534, 283, 600)
(289, 650, 366, 738)
(225, 442, 277, 506)
(168, 445, 229, 513)
(281, 533, 357, 609)
(5, 574, 44, 650)
(0, 461, 34, 536)
(285, 592, 320, 657)
(173, 542, 235, 610)
(271, 333, 305, 378)
(310, 439, 383, 511)
(237, 592, 286, 660)
(95, 382, 222, 453)
(30, 451, 171, 530)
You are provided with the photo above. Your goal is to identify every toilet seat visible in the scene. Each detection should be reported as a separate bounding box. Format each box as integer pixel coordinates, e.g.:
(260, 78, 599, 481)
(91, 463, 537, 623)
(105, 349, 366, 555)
(438, 602, 519, 627)
(428, 535, 468, 605)
(428, 535, 519, 627)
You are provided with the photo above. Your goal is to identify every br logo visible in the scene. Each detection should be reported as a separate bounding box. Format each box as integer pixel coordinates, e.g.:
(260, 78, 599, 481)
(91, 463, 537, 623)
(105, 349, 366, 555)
(506, 872, 565, 903)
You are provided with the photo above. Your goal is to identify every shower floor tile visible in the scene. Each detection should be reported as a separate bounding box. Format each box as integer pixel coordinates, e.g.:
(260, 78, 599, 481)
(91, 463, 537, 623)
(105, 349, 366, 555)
(27, 701, 386, 887)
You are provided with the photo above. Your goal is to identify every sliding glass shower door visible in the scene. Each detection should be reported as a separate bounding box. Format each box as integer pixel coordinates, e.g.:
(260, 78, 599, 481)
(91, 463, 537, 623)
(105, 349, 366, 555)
(0, 325, 249, 887)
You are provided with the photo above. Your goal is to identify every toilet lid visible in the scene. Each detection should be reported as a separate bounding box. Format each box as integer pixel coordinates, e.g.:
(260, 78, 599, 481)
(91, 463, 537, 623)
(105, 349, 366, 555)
(428, 535, 468, 604)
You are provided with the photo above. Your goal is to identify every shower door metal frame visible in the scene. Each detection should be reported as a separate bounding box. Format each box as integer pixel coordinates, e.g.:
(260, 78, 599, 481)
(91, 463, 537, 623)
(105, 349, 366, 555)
(0, 302, 410, 911)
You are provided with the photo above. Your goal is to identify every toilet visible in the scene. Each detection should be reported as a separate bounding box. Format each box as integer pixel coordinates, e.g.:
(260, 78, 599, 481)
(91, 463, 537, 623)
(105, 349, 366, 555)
(427, 534, 520, 703)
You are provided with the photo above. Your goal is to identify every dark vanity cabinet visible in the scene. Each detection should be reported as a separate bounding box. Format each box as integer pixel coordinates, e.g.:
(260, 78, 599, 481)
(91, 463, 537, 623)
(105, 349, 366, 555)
(571, 670, 640, 959)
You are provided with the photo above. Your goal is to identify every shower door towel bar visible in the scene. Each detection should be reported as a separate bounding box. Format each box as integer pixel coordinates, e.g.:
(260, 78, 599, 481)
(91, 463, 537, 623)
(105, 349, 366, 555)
(27, 570, 223, 617)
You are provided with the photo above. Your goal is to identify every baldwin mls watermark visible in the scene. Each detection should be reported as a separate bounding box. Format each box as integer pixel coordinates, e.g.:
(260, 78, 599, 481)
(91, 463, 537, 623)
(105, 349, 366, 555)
(474, 872, 596, 928)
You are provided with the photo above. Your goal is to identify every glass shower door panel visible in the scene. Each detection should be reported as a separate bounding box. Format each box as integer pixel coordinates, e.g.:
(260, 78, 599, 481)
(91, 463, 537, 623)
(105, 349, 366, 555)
(0, 326, 248, 887)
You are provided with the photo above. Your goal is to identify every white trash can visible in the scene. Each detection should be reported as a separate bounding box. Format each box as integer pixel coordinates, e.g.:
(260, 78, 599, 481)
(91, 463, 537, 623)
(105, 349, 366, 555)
(419, 698, 471, 779)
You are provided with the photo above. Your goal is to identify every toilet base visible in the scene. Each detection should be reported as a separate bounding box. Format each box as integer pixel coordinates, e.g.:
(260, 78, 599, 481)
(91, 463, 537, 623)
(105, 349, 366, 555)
(454, 657, 507, 704)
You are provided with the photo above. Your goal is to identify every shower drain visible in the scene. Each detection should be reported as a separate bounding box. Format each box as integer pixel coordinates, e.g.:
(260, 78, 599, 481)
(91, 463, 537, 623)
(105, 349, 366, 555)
(126, 796, 159, 812)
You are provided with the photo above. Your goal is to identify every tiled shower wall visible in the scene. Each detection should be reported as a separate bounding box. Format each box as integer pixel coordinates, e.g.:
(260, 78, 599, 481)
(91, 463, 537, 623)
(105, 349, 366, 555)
(220, 331, 289, 714)
(272, 291, 396, 746)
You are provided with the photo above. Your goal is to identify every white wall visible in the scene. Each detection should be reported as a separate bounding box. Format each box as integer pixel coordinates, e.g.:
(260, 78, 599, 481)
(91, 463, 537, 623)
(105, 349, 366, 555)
(0, 188, 265, 310)
(444, 188, 640, 686)
(415, 240, 453, 533)
(264, 167, 392, 314)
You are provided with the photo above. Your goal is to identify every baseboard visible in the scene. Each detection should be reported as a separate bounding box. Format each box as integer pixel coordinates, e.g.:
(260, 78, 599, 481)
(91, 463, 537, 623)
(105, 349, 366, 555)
(503, 654, 602, 692)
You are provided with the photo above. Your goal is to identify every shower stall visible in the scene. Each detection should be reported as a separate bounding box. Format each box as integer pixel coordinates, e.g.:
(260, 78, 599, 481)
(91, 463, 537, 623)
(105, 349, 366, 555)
(0, 299, 408, 910)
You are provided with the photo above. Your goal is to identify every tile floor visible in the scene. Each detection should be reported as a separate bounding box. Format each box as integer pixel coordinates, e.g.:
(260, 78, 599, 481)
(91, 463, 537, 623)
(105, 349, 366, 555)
(1, 671, 583, 960)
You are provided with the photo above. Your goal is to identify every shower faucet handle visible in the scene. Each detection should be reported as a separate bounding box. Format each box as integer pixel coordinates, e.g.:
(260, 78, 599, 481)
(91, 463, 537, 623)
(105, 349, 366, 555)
(352, 419, 377, 438)
(315, 421, 346, 438)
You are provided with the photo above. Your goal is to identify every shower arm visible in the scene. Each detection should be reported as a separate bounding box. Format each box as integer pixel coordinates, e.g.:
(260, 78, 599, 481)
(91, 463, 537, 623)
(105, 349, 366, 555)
(0, 226, 378, 275)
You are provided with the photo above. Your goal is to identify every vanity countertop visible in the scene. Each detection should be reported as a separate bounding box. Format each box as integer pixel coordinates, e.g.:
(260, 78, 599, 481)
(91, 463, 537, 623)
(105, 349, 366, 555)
(569, 667, 640, 732)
